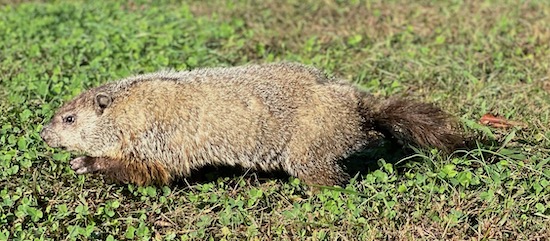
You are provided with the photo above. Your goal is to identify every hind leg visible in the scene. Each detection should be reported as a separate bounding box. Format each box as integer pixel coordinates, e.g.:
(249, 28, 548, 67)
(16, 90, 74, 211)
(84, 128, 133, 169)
(285, 157, 350, 187)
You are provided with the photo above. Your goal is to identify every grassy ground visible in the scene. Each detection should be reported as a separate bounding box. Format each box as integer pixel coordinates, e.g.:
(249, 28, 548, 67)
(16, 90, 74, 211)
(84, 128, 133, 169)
(1, 0, 549, 240)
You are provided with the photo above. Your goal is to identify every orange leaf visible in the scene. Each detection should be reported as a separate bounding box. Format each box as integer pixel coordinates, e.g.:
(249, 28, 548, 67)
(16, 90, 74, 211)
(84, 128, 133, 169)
(479, 114, 524, 128)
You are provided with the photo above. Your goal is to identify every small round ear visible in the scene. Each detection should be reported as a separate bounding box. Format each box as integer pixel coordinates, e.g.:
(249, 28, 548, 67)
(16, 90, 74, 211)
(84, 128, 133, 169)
(94, 92, 112, 114)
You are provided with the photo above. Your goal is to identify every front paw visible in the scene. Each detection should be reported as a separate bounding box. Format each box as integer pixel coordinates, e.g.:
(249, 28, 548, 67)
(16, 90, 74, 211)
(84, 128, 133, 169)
(70, 156, 95, 174)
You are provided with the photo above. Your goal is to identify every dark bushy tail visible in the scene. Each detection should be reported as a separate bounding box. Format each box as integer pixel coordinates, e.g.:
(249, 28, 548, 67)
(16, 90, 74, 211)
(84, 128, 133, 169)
(364, 97, 464, 152)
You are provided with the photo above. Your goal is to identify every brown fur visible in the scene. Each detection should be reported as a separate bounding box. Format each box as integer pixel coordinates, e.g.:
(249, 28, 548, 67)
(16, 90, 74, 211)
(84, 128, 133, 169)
(40, 62, 463, 186)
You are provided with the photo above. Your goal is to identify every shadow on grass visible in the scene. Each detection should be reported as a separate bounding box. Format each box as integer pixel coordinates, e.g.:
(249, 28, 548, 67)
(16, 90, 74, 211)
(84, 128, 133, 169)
(170, 131, 494, 188)
(171, 137, 412, 187)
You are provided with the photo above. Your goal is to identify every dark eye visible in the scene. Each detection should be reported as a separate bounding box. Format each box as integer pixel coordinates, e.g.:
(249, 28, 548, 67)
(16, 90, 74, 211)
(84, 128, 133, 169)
(63, 115, 75, 124)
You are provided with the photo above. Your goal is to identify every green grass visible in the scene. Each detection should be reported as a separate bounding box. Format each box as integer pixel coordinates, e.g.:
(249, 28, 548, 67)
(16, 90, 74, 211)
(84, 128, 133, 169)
(1, 0, 549, 240)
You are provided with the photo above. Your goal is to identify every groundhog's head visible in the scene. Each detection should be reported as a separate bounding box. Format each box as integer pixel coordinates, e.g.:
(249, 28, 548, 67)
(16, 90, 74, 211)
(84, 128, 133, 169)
(41, 88, 121, 157)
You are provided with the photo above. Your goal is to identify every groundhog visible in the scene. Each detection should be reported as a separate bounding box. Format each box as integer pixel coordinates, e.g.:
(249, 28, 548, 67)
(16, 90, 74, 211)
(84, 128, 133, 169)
(40, 62, 463, 186)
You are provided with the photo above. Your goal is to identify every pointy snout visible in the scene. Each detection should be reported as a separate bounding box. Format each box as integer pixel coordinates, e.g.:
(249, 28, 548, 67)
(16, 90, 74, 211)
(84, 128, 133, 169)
(40, 124, 57, 147)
